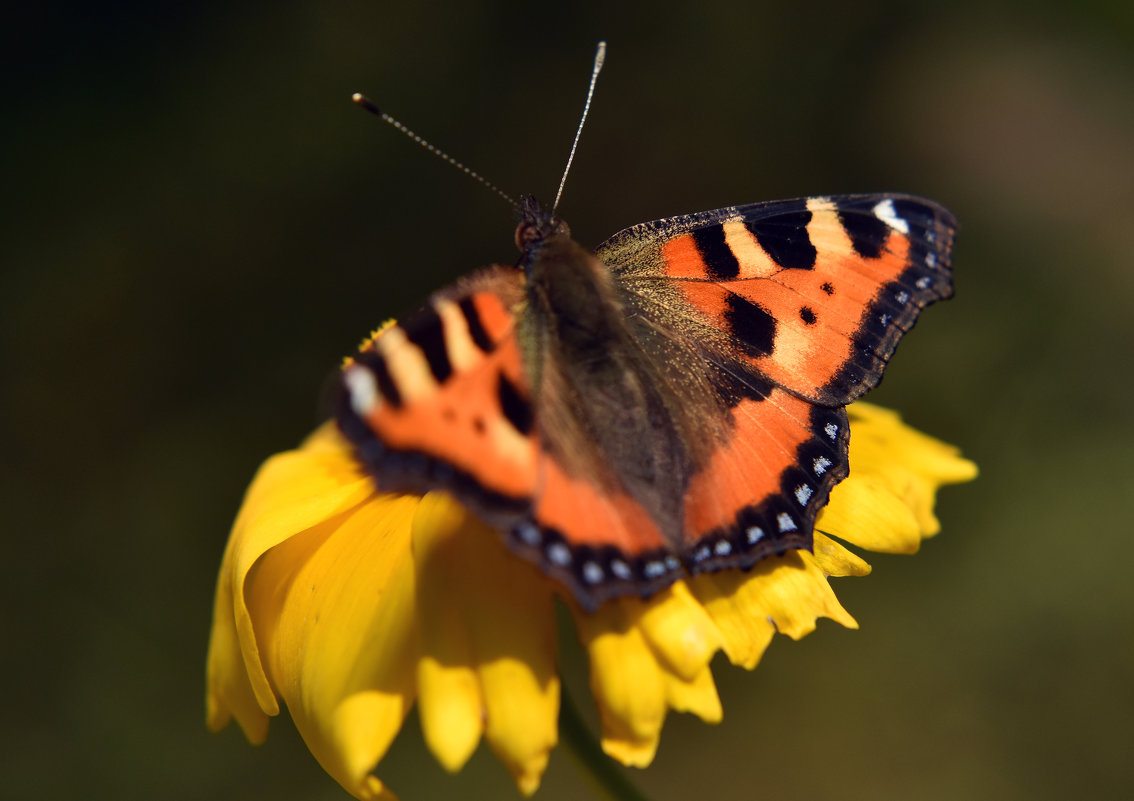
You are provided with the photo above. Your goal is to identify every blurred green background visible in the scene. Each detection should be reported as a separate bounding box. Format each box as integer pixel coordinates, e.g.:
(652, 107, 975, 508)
(4, 1, 1132, 799)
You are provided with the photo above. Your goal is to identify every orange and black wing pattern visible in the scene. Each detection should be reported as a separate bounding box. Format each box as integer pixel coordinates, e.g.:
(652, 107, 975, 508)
(594, 193, 955, 582)
(334, 266, 539, 527)
(600, 194, 956, 405)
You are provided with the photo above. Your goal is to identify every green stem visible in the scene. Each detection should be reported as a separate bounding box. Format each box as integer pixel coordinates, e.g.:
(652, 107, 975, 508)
(559, 686, 653, 801)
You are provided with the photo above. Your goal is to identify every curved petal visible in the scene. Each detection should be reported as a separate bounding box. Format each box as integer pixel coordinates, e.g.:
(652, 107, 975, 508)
(663, 664, 722, 723)
(245, 492, 420, 801)
(822, 404, 978, 552)
(207, 423, 374, 733)
(205, 547, 269, 742)
(579, 613, 667, 767)
(636, 582, 722, 682)
(412, 494, 559, 795)
(691, 550, 858, 670)
(219, 424, 377, 715)
(571, 584, 724, 767)
(810, 531, 872, 578)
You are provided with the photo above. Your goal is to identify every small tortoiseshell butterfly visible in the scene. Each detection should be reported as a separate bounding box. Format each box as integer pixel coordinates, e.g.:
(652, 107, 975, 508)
(335, 50, 956, 610)
(336, 191, 955, 609)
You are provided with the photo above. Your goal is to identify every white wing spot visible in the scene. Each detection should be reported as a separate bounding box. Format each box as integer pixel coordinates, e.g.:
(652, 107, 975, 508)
(895, 290, 910, 304)
(824, 422, 839, 440)
(611, 559, 632, 580)
(873, 198, 910, 234)
(795, 484, 813, 506)
(516, 522, 541, 547)
(927, 230, 936, 243)
(879, 313, 891, 326)
(714, 539, 733, 556)
(813, 456, 832, 475)
(344, 366, 379, 416)
(926, 252, 937, 268)
(777, 512, 798, 532)
(547, 543, 572, 566)
(693, 545, 711, 563)
(644, 560, 666, 579)
(746, 526, 765, 544)
(916, 276, 932, 290)
(665, 555, 681, 571)
(582, 561, 603, 584)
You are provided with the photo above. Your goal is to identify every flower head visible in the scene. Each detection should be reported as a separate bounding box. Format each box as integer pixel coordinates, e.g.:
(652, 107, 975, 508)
(206, 403, 975, 799)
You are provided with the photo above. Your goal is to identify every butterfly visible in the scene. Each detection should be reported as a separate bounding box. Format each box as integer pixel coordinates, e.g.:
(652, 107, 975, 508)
(335, 191, 955, 609)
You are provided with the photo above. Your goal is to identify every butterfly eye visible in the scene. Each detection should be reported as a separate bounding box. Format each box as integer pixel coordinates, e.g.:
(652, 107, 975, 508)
(515, 221, 544, 252)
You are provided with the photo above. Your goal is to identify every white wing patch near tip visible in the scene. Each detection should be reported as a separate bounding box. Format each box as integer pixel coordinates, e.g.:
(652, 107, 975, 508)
(344, 365, 379, 416)
(872, 198, 910, 234)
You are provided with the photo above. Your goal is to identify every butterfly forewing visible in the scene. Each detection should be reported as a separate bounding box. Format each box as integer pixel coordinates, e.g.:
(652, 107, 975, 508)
(599, 193, 956, 405)
(337, 267, 539, 527)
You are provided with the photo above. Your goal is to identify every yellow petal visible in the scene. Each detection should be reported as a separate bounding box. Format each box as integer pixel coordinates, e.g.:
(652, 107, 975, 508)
(637, 582, 723, 682)
(820, 472, 924, 553)
(411, 497, 484, 772)
(205, 544, 269, 742)
(574, 599, 667, 767)
(826, 403, 978, 551)
(219, 423, 377, 716)
(692, 550, 857, 670)
(690, 570, 777, 671)
(811, 531, 872, 578)
(480, 653, 559, 796)
(572, 584, 727, 766)
(663, 664, 722, 723)
(412, 494, 559, 794)
(245, 491, 420, 801)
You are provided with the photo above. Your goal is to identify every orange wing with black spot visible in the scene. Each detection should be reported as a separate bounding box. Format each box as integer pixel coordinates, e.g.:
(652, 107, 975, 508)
(335, 266, 540, 524)
(600, 194, 956, 404)
(592, 193, 955, 585)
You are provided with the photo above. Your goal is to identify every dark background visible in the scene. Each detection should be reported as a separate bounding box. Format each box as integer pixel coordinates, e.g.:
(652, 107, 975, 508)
(3, 2, 1132, 799)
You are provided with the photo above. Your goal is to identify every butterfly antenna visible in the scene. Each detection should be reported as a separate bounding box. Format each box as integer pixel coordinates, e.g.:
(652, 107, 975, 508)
(351, 93, 520, 209)
(551, 40, 607, 217)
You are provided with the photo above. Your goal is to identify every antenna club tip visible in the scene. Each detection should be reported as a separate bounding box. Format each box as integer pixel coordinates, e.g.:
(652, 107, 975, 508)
(351, 93, 382, 116)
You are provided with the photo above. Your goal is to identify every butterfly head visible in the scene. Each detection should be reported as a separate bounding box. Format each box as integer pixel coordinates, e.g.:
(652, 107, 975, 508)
(515, 195, 571, 263)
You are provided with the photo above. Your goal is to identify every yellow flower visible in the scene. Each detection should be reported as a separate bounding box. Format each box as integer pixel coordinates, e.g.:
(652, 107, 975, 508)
(206, 402, 976, 800)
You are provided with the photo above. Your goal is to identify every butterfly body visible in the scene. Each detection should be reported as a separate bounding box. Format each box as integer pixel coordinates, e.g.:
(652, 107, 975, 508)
(337, 193, 955, 609)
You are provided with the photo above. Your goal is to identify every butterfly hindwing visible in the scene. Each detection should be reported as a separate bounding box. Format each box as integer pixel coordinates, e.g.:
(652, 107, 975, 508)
(679, 389, 849, 575)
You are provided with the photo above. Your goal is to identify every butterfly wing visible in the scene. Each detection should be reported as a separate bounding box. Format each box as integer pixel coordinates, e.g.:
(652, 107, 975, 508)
(595, 193, 955, 574)
(598, 193, 956, 404)
(335, 266, 539, 525)
(334, 264, 678, 606)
